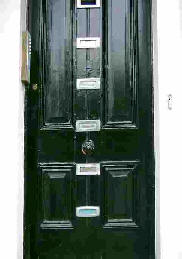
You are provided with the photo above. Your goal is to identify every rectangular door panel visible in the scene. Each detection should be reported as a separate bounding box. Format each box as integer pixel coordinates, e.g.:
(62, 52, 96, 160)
(39, 164, 75, 229)
(103, 0, 138, 128)
(102, 162, 139, 228)
(41, 0, 73, 127)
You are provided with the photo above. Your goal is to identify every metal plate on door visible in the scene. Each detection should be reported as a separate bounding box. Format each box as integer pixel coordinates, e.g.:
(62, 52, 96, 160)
(77, 37, 100, 49)
(77, 78, 100, 90)
(76, 163, 100, 175)
(76, 206, 100, 217)
(76, 120, 101, 132)
(77, 0, 101, 8)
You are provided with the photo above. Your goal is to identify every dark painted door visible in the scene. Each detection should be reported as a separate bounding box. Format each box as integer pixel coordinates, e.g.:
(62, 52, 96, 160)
(25, 0, 154, 258)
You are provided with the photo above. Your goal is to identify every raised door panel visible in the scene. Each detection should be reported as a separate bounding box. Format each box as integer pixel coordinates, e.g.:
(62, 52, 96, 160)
(41, 0, 73, 128)
(103, 0, 138, 128)
(40, 164, 74, 229)
(102, 162, 139, 228)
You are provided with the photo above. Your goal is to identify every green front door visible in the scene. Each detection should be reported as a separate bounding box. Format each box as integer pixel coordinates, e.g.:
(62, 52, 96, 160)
(24, 0, 154, 258)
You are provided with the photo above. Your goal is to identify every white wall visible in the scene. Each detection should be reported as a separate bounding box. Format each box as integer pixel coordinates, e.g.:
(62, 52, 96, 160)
(0, 0, 182, 258)
(157, 0, 182, 258)
(0, 0, 23, 258)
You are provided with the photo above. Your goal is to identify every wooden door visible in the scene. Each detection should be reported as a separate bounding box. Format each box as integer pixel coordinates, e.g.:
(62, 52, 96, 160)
(24, 0, 154, 258)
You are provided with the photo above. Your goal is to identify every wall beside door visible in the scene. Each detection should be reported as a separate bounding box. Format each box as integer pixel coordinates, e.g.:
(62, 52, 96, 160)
(0, 0, 182, 258)
(156, 0, 182, 258)
(0, 0, 23, 258)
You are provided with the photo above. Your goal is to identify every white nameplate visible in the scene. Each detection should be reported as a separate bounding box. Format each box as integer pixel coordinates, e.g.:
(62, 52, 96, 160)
(77, 0, 101, 9)
(77, 37, 100, 49)
(77, 78, 100, 90)
(76, 120, 101, 132)
(76, 163, 100, 175)
(76, 206, 100, 217)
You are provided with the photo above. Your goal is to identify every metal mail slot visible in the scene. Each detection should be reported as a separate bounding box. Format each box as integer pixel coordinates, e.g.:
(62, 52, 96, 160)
(77, 37, 100, 49)
(76, 163, 100, 175)
(76, 120, 101, 132)
(77, 78, 100, 90)
(76, 206, 100, 217)
(77, 0, 101, 8)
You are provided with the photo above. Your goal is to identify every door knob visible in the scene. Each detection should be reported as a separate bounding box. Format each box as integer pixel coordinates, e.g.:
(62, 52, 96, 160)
(82, 139, 95, 155)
